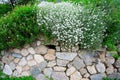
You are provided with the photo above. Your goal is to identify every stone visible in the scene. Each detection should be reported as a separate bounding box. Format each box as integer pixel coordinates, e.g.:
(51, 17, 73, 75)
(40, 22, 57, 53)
(90, 74, 105, 80)
(21, 71, 30, 76)
(47, 49, 55, 54)
(106, 65, 114, 74)
(79, 68, 88, 75)
(81, 78, 89, 80)
(28, 60, 37, 66)
(57, 59, 69, 67)
(96, 62, 105, 73)
(23, 65, 30, 71)
(30, 66, 41, 76)
(36, 41, 41, 46)
(21, 49, 29, 56)
(18, 57, 27, 66)
(79, 50, 94, 66)
(14, 58, 20, 63)
(28, 47, 35, 54)
(84, 73, 90, 78)
(13, 49, 21, 53)
(13, 70, 19, 77)
(52, 72, 69, 80)
(44, 53, 55, 61)
(35, 46, 47, 54)
(3, 64, 12, 75)
(72, 46, 79, 52)
(47, 61, 56, 67)
(26, 55, 33, 60)
(108, 73, 120, 79)
(53, 66, 66, 72)
(38, 61, 47, 71)
(115, 60, 120, 68)
(87, 65, 97, 74)
(9, 62, 16, 70)
(70, 71, 82, 80)
(35, 74, 47, 80)
(66, 66, 76, 76)
(2, 56, 10, 64)
(34, 54, 44, 63)
(56, 46, 60, 52)
(12, 53, 22, 58)
(8, 55, 14, 61)
(16, 66, 22, 74)
(43, 68, 53, 77)
(72, 57, 85, 70)
(56, 52, 77, 61)
(106, 57, 115, 65)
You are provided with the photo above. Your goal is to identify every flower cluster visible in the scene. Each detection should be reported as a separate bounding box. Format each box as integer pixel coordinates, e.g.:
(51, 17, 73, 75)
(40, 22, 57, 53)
(37, 2, 106, 49)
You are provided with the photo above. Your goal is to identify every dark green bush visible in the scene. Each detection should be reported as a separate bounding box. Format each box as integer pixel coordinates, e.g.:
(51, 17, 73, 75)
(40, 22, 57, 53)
(103, 77, 118, 80)
(0, 5, 40, 50)
(0, 4, 12, 18)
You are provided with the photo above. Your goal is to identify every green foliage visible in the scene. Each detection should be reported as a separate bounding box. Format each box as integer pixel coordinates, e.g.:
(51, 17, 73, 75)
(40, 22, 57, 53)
(0, 4, 12, 18)
(0, 5, 40, 51)
(113, 54, 120, 60)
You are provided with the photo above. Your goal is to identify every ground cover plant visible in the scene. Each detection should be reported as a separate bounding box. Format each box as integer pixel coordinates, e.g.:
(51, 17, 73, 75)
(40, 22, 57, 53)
(37, 2, 106, 49)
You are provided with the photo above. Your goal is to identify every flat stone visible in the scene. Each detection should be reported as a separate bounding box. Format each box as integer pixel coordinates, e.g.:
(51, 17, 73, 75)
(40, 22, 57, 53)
(23, 65, 30, 71)
(72, 57, 85, 70)
(79, 68, 88, 75)
(26, 55, 33, 60)
(9, 62, 16, 70)
(56, 52, 77, 61)
(90, 74, 105, 80)
(52, 72, 69, 80)
(34, 54, 44, 63)
(53, 66, 66, 72)
(96, 62, 105, 73)
(56, 46, 60, 52)
(47, 49, 55, 54)
(70, 71, 82, 80)
(66, 66, 76, 76)
(47, 61, 56, 67)
(2, 56, 10, 64)
(8, 55, 14, 61)
(18, 57, 27, 66)
(38, 61, 47, 71)
(115, 60, 120, 68)
(21, 71, 30, 76)
(28, 47, 35, 54)
(35, 46, 47, 54)
(84, 73, 90, 78)
(35, 74, 47, 80)
(57, 59, 69, 67)
(106, 65, 114, 74)
(81, 78, 89, 80)
(12, 70, 19, 77)
(30, 66, 41, 76)
(16, 66, 22, 74)
(13, 49, 21, 53)
(106, 57, 115, 65)
(78, 50, 94, 65)
(14, 58, 20, 63)
(21, 49, 29, 56)
(108, 73, 120, 79)
(12, 53, 22, 58)
(3, 64, 12, 75)
(28, 60, 37, 66)
(87, 65, 97, 74)
(43, 68, 53, 77)
(44, 53, 55, 61)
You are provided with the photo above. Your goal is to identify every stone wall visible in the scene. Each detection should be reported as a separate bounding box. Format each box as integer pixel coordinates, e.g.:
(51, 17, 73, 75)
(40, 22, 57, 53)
(0, 40, 120, 80)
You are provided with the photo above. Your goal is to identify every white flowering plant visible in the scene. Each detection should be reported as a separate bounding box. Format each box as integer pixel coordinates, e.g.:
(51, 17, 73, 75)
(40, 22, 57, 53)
(37, 2, 106, 49)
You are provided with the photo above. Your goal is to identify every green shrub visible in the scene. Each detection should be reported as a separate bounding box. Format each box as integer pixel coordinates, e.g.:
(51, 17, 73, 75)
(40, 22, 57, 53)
(37, 2, 106, 49)
(0, 4, 12, 18)
(103, 77, 118, 80)
(0, 5, 40, 50)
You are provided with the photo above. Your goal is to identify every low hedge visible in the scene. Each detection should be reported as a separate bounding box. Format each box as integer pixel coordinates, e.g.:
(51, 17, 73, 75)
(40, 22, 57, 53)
(0, 5, 40, 50)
